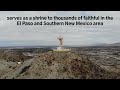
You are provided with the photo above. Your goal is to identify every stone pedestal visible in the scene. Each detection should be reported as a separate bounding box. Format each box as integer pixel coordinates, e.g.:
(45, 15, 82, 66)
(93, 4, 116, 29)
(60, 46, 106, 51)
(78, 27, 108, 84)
(53, 46, 71, 51)
(57, 46, 63, 50)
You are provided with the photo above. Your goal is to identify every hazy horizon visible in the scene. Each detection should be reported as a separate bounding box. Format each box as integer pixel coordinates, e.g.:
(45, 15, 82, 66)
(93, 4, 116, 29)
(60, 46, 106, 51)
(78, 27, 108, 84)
(0, 41, 119, 47)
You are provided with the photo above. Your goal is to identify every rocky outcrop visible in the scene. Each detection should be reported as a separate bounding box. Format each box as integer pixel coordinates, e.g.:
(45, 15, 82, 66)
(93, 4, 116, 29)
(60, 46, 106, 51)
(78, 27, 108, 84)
(0, 50, 33, 62)
(16, 51, 120, 79)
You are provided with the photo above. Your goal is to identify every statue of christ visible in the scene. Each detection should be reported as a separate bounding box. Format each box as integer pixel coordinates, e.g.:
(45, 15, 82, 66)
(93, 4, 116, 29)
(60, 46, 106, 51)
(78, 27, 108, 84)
(57, 35, 63, 47)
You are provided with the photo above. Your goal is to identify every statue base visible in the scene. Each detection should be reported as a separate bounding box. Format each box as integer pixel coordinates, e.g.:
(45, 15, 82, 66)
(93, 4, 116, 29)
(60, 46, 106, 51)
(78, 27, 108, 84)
(53, 46, 71, 52)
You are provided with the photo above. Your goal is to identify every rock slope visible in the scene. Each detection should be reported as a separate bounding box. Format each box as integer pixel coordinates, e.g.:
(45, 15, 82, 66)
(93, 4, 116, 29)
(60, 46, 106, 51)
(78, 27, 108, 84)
(0, 50, 32, 62)
(16, 51, 120, 79)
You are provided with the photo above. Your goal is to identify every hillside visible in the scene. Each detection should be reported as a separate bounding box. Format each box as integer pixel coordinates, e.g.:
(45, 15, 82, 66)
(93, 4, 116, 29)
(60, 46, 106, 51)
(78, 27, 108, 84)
(0, 50, 33, 62)
(16, 51, 120, 79)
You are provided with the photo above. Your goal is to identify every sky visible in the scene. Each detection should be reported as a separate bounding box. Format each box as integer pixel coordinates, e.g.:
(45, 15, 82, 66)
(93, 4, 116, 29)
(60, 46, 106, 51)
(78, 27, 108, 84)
(0, 11, 120, 46)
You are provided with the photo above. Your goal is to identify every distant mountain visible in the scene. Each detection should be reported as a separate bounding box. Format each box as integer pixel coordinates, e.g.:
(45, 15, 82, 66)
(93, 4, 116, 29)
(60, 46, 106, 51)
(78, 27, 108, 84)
(93, 43, 108, 46)
(90, 43, 108, 46)
(109, 42, 120, 46)
(92, 42, 120, 46)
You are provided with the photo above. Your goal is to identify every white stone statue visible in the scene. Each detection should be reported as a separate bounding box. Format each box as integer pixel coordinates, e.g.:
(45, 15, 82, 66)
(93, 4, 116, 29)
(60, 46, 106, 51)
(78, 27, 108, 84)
(57, 35, 63, 47)
(53, 35, 71, 51)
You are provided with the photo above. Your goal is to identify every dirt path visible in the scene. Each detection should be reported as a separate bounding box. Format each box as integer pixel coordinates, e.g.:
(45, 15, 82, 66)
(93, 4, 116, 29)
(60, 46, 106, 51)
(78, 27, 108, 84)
(0, 58, 34, 79)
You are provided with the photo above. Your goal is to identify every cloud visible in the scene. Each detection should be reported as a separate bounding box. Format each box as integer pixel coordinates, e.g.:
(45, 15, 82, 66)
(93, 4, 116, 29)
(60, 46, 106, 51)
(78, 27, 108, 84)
(0, 11, 120, 46)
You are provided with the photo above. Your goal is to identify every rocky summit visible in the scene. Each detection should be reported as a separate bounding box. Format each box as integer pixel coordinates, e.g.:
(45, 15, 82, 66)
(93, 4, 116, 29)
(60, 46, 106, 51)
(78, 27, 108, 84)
(16, 51, 120, 79)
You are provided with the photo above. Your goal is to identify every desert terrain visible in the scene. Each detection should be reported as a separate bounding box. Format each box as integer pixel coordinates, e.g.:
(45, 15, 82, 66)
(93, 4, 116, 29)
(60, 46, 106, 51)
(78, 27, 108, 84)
(0, 46, 120, 79)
